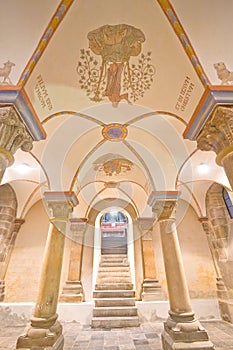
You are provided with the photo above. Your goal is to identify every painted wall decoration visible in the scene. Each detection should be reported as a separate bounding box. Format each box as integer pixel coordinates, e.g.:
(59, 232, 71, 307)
(214, 62, 233, 85)
(93, 153, 133, 176)
(0, 61, 15, 85)
(77, 24, 155, 106)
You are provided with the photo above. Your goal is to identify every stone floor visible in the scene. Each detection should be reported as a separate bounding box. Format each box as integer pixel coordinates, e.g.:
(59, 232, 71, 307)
(0, 320, 233, 349)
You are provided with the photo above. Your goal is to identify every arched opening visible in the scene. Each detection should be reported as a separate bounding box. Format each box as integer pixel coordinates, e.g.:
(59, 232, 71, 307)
(101, 210, 128, 255)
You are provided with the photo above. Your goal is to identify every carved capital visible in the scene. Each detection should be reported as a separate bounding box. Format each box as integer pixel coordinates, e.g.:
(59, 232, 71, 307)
(199, 217, 209, 235)
(148, 191, 180, 221)
(70, 218, 87, 243)
(44, 192, 78, 221)
(197, 105, 233, 165)
(137, 217, 155, 231)
(153, 199, 177, 221)
(0, 106, 33, 157)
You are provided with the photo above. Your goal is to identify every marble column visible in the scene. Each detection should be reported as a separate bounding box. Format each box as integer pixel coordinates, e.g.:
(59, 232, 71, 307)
(197, 105, 233, 189)
(16, 192, 78, 350)
(137, 217, 164, 301)
(60, 218, 87, 302)
(0, 218, 25, 301)
(148, 191, 214, 350)
(0, 106, 33, 182)
(199, 217, 231, 322)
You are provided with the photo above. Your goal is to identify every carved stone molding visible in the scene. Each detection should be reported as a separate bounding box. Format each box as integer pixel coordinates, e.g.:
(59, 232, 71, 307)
(197, 105, 233, 165)
(70, 217, 87, 243)
(0, 106, 33, 155)
(148, 191, 180, 221)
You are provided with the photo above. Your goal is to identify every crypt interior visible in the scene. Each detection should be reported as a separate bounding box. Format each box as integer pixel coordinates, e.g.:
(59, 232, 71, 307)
(1, 0, 233, 349)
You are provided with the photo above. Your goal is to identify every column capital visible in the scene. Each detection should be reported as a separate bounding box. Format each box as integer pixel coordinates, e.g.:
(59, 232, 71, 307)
(148, 191, 180, 221)
(0, 106, 33, 170)
(44, 191, 78, 220)
(197, 105, 233, 165)
(14, 218, 25, 233)
(137, 217, 155, 231)
(199, 217, 210, 234)
(70, 217, 88, 243)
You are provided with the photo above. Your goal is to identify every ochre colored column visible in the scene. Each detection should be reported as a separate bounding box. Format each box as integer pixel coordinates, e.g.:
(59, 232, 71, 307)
(0, 218, 25, 301)
(60, 218, 87, 302)
(137, 217, 164, 301)
(16, 192, 78, 350)
(197, 105, 233, 189)
(148, 191, 214, 350)
(0, 106, 33, 182)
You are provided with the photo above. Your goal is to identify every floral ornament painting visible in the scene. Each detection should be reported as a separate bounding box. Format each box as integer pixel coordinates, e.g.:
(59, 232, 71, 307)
(77, 24, 155, 106)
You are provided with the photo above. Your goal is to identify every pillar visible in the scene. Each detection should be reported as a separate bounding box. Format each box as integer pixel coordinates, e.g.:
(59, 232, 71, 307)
(148, 191, 214, 350)
(60, 218, 87, 302)
(16, 191, 78, 350)
(197, 105, 233, 189)
(0, 106, 33, 182)
(199, 217, 232, 322)
(0, 218, 25, 301)
(137, 217, 164, 301)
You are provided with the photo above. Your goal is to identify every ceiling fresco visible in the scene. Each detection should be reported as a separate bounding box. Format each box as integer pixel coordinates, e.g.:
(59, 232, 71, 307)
(1, 0, 232, 221)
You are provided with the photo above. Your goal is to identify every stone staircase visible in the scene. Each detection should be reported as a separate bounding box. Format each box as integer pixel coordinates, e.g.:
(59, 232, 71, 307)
(91, 254, 139, 328)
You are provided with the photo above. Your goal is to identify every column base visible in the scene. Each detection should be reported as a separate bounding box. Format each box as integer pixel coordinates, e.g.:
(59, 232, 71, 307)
(161, 311, 214, 350)
(142, 279, 165, 301)
(59, 280, 83, 302)
(0, 279, 5, 301)
(16, 315, 64, 349)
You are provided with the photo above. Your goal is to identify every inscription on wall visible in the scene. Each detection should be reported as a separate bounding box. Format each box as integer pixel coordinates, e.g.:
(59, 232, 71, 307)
(175, 76, 194, 112)
(34, 75, 53, 111)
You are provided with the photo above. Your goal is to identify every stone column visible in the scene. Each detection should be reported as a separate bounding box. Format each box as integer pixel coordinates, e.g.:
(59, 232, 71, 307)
(197, 105, 233, 189)
(16, 192, 78, 350)
(60, 218, 87, 302)
(0, 106, 33, 182)
(0, 218, 25, 301)
(199, 217, 231, 322)
(148, 191, 214, 350)
(137, 217, 164, 301)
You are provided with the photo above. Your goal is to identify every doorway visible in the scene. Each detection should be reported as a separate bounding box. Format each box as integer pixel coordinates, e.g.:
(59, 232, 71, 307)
(101, 211, 127, 255)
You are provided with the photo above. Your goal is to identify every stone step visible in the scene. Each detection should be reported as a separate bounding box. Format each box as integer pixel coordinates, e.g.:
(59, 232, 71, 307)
(101, 256, 127, 261)
(91, 316, 139, 328)
(98, 266, 130, 272)
(93, 290, 135, 298)
(98, 271, 131, 277)
(99, 262, 129, 267)
(97, 277, 132, 283)
(95, 283, 133, 290)
(94, 297, 136, 307)
(101, 254, 127, 258)
(93, 306, 138, 317)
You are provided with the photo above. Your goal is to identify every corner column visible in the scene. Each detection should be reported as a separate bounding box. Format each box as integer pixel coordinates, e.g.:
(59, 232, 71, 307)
(148, 191, 214, 350)
(60, 218, 87, 302)
(16, 191, 78, 350)
(197, 106, 233, 189)
(137, 217, 164, 301)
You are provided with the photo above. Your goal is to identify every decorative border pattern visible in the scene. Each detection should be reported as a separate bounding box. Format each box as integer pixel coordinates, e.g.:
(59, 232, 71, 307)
(157, 0, 210, 86)
(18, 0, 74, 86)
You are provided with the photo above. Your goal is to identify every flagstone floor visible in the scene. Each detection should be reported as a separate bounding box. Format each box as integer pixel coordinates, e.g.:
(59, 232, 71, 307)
(0, 320, 233, 349)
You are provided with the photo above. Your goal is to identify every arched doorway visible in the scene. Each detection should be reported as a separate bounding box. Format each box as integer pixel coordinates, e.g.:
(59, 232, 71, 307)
(101, 210, 127, 255)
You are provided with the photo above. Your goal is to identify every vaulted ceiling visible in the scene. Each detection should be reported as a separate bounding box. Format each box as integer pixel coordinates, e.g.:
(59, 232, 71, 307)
(1, 0, 232, 220)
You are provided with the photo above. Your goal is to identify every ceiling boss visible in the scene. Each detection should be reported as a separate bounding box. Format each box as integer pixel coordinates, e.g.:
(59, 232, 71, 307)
(77, 24, 155, 106)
